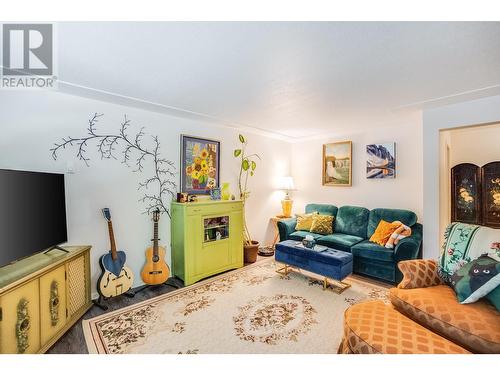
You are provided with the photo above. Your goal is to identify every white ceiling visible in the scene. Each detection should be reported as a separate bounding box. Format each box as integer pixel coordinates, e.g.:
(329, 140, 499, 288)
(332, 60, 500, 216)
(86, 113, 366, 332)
(56, 22, 500, 140)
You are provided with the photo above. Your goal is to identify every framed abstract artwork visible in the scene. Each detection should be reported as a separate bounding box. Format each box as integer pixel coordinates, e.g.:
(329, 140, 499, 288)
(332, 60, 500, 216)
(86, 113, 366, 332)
(180, 135, 220, 195)
(322, 141, 352, 186)
(366, 143, 396, 179)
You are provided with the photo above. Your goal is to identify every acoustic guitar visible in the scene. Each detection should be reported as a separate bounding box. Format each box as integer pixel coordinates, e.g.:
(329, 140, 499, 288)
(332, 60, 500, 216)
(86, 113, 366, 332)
(141, 208, 170, 285)
(97, 208, 134, 298)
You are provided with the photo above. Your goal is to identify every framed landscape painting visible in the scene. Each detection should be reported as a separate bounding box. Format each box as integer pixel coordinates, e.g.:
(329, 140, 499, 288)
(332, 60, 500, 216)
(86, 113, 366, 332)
(322, 141, 352, 186)
(366, 143, 396, 179)
(180, 135, 220, 195)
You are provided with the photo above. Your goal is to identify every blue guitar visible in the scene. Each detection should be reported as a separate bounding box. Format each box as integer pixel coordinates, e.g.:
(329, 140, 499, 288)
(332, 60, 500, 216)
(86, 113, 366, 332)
(97, 208, 134, 298)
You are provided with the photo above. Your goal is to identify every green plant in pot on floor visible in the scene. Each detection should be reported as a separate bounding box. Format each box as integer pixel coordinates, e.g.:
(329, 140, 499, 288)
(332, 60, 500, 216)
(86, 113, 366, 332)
(234, 134, 260, 263)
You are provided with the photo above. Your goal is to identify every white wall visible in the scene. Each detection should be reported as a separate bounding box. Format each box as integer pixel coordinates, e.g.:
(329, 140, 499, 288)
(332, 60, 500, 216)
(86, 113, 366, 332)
(0, 90, 290, 296)
(438, 130, 452, 244)
(423, 94, 500, 259)
(290, 112, 423, 220)
(449, 124, 500, 167)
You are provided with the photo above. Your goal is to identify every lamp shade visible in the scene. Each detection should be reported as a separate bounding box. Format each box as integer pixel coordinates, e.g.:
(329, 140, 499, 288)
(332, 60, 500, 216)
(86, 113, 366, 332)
(278, 176, 296, 191)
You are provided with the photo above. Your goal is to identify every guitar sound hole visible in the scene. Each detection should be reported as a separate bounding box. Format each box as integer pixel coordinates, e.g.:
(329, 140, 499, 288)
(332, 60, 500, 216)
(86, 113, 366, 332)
(152, 255, 160, 263)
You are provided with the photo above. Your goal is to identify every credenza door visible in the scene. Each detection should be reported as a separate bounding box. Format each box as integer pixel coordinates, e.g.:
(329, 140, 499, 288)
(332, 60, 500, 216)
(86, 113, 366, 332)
(40, 265, 67, 346)
(0, 279, 40, 354)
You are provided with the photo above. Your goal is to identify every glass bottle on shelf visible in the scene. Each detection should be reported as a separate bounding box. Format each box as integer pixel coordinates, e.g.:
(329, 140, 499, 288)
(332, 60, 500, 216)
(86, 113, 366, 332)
(221, 182, 231, 200)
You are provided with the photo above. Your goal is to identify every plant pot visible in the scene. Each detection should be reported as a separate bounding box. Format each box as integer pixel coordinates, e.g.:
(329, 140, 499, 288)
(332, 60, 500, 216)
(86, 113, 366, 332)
(244, 240, 260, 263)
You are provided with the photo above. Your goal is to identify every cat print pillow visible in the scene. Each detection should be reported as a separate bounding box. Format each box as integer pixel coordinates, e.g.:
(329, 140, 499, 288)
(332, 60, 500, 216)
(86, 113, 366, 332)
(450, 254, 500, 304)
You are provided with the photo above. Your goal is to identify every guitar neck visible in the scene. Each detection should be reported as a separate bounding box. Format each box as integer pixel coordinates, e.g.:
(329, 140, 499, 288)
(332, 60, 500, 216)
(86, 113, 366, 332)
(108, 221, 118, 259)
(153, 221, 159, 255)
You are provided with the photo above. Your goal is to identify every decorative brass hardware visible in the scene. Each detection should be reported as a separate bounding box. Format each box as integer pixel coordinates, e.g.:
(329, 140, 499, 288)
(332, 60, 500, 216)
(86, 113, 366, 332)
(50, 280, 60, 326)
(275, 264, 290, 276)
(323, 276, 351, 294)
(16, 298, 30, 354)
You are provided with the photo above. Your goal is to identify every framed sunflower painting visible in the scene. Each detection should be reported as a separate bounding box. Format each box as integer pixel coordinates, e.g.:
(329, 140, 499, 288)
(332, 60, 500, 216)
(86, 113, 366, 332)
(180, 135, 220, 195)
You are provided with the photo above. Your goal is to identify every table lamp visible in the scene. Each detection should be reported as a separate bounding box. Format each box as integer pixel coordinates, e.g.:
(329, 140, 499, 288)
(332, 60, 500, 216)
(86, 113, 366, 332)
(278, 176, 296, 218)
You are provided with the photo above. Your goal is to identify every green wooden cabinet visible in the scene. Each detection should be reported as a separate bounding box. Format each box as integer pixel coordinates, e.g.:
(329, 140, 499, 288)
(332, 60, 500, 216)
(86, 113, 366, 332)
(171, 200, 244, 285)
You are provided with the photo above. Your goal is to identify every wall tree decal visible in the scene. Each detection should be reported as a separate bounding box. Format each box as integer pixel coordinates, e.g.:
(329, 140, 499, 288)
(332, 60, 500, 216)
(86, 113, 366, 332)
(51, 113, 176, 217)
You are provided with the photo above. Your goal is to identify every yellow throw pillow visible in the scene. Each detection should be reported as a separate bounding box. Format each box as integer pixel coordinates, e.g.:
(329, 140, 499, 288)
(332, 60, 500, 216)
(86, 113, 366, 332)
(295, 212, 317, 231)
(369, 220, 401, 246)
(310, 214, 334, 235)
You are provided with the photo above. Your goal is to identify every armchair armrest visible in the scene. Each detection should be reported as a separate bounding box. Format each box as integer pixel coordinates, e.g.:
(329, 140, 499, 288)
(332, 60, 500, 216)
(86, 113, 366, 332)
(277, 218, 297, 241)
(397, 259, 443, 289)
(394, 223, 423, 262)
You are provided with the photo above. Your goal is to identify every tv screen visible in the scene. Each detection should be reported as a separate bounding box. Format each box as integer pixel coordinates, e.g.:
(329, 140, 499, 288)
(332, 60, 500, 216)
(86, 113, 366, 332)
(0, 169, 67, 267)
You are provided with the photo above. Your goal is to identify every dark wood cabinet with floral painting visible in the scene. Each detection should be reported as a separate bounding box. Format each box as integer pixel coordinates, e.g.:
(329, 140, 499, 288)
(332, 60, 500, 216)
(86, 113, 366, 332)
(451, 161, 500, 228)
(481, 162, 500, 228)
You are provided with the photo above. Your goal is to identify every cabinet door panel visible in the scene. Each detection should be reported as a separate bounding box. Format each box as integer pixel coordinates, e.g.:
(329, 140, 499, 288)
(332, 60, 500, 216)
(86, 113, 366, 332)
(67, 255, 88, 317)
(186, 214, 202, 279)
(451, 163, 481, 224)
(196, 240, 231, 275)
(481, 161, 500, 228)
(0, 280, 40, 354)
(230, 210, 244, 265)
(40, 265, 67, 346)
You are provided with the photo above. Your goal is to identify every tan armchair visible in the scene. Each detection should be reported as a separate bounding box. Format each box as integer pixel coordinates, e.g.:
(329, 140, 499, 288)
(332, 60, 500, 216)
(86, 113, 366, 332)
(389, 259, 500, 353)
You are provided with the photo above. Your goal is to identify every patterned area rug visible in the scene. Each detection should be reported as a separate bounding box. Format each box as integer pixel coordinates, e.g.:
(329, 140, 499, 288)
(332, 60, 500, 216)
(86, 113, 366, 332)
(83, 259, 389, 354)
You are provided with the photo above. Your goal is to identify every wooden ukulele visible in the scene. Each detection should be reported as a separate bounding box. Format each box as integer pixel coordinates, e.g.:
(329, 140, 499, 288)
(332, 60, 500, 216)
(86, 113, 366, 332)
(97, 208, 134, 298)
(140, 208, 170, 285)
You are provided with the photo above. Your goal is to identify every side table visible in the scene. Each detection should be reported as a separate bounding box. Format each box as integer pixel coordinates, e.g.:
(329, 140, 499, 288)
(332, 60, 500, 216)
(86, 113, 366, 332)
(258, 214, 291, 256)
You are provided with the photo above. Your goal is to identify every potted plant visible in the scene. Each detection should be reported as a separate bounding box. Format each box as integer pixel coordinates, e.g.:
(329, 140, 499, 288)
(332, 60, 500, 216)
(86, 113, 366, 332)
(234, 134, 260, 263)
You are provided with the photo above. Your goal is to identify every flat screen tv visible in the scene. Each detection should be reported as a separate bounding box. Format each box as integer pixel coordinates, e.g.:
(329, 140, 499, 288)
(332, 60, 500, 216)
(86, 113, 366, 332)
(0, 169, 67, 267)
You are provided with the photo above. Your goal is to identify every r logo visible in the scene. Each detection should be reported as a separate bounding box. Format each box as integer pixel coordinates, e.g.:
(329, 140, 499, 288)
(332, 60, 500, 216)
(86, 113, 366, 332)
(2, 24, 53, 76)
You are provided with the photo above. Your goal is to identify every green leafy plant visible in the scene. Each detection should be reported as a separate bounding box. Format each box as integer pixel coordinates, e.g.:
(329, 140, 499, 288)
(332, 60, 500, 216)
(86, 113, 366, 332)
(234, 134, 260, 245)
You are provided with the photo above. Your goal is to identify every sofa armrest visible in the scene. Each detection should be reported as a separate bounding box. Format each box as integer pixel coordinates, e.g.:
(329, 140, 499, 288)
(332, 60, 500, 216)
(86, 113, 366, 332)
(397, 259, 443, 289)
(277, 218, 297, 241)
(394, 223, 422, 262)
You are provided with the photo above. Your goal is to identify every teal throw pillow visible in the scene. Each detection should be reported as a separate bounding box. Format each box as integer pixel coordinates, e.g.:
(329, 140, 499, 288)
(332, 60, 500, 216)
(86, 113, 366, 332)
(450, 254, 500, 304)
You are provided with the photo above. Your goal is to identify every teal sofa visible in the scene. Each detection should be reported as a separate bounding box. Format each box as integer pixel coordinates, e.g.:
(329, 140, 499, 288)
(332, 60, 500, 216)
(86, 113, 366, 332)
(277, 204, 423, 284)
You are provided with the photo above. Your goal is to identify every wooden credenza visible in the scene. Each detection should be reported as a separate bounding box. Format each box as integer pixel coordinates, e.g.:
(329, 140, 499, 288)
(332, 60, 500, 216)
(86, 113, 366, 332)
(171, 200, 244, 286)
(0, 246, 92, 353)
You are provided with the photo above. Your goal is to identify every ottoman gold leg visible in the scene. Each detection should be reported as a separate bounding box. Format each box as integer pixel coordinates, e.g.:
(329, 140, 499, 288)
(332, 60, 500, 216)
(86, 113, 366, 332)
(275, 264, 289, 276)
(323, 278, 351, 294)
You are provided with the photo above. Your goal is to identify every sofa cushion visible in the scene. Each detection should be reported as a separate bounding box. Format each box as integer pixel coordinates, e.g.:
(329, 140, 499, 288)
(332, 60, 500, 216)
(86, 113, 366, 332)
(335, 205, 370, 238)
(351, 240, 395, 262)
(305, 203, 338, 217)
(369, 219, 401, 246)
(288, 231, 324, 241)
(295, 212, 317, 231)
(367, 208, 417, 238)
(397, 259, 443, 289)
(390, 285, 500, 353)
(310, 214, 334, 235)
(340, 300, 470, 354)
(316, 233, 363, 252)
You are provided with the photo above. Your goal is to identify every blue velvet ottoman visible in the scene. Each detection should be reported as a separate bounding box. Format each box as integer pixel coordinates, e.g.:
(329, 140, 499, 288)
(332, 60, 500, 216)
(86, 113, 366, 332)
(275, 240, 353, 293)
